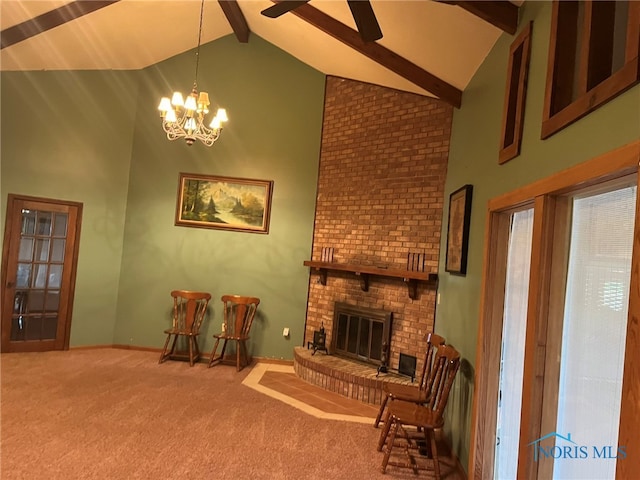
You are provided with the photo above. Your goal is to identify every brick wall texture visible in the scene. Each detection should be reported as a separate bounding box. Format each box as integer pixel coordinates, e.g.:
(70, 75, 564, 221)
(305, 76, 453, 372)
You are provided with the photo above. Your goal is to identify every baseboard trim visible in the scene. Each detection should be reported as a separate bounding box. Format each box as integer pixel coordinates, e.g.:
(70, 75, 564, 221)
(71, 344, 294, 365)
(111, 344, 160, 353)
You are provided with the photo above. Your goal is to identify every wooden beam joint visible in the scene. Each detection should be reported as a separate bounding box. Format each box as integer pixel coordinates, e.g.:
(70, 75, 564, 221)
(218, 0, 250, 43)
(284, 2, 463, 108)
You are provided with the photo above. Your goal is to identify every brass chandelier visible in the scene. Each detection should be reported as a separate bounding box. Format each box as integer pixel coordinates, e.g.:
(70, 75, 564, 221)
(157, 0, 228, 146)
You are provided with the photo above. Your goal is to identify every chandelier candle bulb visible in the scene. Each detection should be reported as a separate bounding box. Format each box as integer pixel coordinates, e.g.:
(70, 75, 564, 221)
(185, 118, 197, 132)
(216, 108, 228, 122)
(166, 110, 177, 123)
(184, 94, 197, 112)
(197, 92, 210, 110)
(158, 97, 172, 115)
(171, 92, 184, 107)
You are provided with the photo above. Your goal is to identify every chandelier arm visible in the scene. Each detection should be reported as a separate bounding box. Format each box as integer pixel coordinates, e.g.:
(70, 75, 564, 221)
(162, 117, 222, 146)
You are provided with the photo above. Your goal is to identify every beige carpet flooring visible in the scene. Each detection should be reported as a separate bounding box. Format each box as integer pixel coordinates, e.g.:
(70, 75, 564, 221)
(1, 349, 463, 479)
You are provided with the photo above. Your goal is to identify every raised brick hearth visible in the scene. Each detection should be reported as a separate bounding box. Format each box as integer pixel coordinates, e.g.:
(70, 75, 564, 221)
(293, 346, 415, 405)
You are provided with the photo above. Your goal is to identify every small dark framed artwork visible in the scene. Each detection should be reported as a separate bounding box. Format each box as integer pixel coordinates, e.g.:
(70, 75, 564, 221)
(445, 184, 473, 275)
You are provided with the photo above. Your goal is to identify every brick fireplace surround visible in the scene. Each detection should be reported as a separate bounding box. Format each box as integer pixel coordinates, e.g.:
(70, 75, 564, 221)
(299, 76, 453, 402)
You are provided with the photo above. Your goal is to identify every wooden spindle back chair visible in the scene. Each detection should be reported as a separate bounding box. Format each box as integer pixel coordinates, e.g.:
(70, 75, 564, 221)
(377, 344, 461, 478)
(374, 332, 445, 428)
(159, 290, 211, 366)
(208, 295, 260, 371)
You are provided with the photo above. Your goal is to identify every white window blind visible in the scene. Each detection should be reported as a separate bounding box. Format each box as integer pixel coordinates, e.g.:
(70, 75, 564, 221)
(554, 185, 636, 479)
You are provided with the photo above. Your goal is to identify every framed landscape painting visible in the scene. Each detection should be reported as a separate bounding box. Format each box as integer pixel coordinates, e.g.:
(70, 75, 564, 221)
(175, 173, 273, 234)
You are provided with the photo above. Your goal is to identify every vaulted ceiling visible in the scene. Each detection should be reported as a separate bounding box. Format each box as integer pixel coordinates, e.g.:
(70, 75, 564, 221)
(0, 0, 522, 107)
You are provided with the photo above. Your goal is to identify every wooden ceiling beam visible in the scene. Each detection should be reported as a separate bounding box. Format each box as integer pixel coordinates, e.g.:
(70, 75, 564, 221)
(217, 0, 250, 43)
(1, 1, 119, 50)
(454, 1, 519, 35)
(288, 3, 462, 108)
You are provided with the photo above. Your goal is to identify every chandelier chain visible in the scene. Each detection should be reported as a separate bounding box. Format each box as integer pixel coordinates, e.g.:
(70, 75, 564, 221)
(194, 0, 205, 88)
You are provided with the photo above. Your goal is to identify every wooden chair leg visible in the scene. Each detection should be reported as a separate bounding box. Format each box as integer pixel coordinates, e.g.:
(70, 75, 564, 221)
(381, 420, 399, 473)
(429, 428, 440, 480)
(159, 334, 172, 364)
(169, 334, 178, 356)
(240, 340, 251, 367)
(374, 394, 389, 428)
(219, 339, 228, 361)
(187, 336, 200, 366)
(208, 338, 222, 367)
(187, 336, 193, 366)
(193, 336, 201, 359)
(377, 409, 393, 452)
(238, 341, 244, 371)
(410, 450, 420, 475)
(236, 340, 242, 371)
(244, 341, 252, 366)
(209, 338, 229, 368)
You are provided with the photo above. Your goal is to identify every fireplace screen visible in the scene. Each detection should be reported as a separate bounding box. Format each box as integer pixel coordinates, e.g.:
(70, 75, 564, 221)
(332, 302, 392, 365)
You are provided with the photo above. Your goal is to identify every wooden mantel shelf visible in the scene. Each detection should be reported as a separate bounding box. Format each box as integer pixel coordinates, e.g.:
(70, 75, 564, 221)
(303, 261, 438, 300)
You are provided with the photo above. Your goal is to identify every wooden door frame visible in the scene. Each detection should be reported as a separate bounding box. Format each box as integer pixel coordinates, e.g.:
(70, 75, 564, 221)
(468, 140, 640, 479)
(1, 194, 83, 351)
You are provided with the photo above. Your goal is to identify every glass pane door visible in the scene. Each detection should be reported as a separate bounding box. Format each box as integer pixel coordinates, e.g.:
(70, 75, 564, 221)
(12, 208, 68, 342)
(494, 208, 534, 479)
(2, 195, 81, 352)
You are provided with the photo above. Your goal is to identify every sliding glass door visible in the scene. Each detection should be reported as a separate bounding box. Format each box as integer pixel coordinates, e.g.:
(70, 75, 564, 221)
(470, 142, 640, 480)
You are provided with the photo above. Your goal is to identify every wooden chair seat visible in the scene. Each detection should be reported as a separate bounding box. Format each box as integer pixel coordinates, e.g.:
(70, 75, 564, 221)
(382, 383, 429, 403)
(159, 290, 211, 367)
(384, 399, 444, 430)
(162, 327, 199, 336)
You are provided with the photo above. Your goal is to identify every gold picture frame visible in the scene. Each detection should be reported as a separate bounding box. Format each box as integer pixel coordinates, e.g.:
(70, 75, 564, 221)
(175, 173, 273, 234)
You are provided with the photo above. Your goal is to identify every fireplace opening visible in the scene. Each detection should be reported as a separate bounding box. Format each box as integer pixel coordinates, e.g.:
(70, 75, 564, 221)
(331, 302, 392, 366)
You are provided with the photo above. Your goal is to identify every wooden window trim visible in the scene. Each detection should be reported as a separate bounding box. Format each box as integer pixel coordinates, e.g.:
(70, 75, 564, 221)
(618, 168, 640, 479)
(468, 140, 640, 479)
(515, 194, 556, 480)
(541, 1, 640, 140)
(535, 195, 571, 479)
(625, 1, 640, 63)
(466, 207, 514, 478)
(542, 60, 640, 139)
(499, 21, 533, 164)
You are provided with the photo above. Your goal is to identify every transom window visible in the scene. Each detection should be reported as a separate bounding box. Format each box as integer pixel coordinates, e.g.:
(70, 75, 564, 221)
(542, 1, 640, 139)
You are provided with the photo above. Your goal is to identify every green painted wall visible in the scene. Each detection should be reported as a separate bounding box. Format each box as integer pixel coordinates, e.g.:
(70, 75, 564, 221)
(113, 35, 325, 360)
(1, 35, 324, 358)
(1, 70, 139, 345)
(436, 1, 640, 470)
